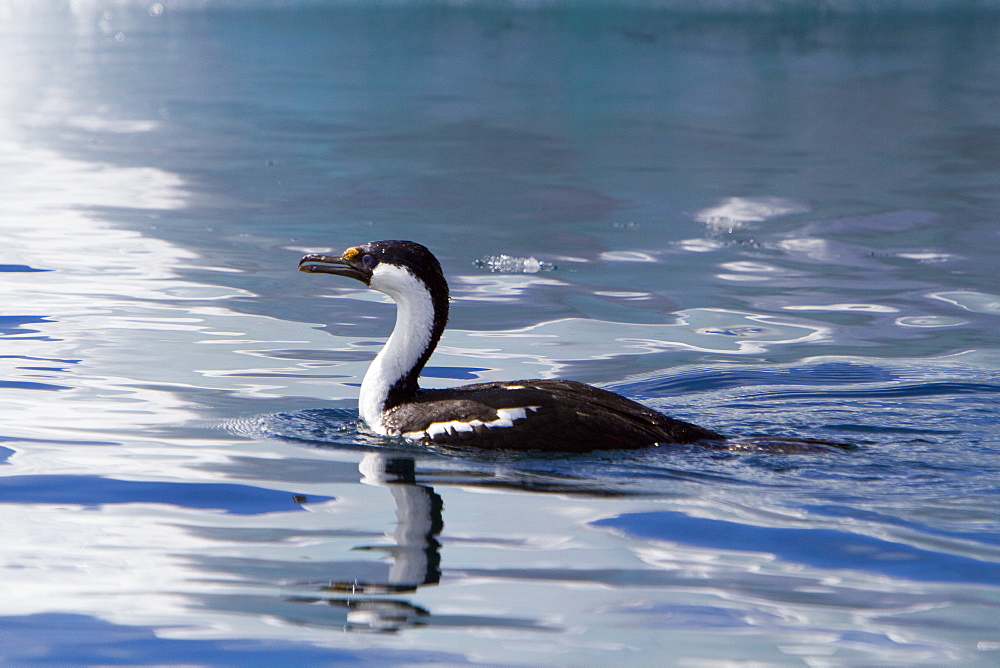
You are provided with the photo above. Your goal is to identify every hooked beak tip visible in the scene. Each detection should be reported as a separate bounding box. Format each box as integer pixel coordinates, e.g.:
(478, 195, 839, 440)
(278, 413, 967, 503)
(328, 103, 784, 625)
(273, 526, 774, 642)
(298, 253, 339, 269)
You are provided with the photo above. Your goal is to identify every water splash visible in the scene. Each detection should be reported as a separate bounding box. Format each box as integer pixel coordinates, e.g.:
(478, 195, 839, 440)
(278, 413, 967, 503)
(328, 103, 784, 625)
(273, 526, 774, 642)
(474, 254, 557, 274)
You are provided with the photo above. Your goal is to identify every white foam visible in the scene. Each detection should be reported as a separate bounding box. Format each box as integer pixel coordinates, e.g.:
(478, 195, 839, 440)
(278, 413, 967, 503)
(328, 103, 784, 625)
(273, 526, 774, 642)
(599, 250, 657, 263)
(696, 196, 810, 232)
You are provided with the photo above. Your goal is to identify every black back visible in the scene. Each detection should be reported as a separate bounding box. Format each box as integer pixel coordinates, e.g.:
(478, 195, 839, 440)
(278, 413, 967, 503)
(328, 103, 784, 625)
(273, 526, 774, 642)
(384, 379, 724, 452)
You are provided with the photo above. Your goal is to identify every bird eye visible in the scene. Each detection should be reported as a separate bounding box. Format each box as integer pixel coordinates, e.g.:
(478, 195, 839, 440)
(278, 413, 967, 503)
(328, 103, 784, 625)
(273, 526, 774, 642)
(362, 254, 376, 269)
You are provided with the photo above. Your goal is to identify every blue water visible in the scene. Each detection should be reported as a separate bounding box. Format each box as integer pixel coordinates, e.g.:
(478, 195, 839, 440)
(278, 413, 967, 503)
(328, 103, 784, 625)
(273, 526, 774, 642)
(2, 2, 999, 665)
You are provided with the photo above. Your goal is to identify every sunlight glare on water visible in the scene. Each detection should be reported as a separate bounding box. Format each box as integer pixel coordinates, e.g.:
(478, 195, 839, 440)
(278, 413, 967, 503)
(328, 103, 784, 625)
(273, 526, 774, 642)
(1, 1, 999, 665)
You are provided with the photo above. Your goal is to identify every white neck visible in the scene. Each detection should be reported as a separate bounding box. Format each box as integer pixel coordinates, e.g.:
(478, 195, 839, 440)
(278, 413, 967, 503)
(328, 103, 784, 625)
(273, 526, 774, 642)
(359, 264, 437, 434)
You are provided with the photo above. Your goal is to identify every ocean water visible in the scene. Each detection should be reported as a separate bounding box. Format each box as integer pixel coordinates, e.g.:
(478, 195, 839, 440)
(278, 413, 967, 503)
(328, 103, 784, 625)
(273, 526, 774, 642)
(1, 2, 999, 665)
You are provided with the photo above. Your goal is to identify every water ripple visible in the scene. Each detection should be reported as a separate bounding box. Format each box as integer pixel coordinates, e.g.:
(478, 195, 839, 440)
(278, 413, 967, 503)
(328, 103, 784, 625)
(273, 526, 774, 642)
(594, 510, 1000, 584)
(0, 475, 330, 514)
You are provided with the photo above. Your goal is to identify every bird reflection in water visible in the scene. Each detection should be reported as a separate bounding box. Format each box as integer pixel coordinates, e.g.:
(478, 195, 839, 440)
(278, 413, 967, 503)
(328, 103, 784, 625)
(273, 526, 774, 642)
(287, 453, 443, 632)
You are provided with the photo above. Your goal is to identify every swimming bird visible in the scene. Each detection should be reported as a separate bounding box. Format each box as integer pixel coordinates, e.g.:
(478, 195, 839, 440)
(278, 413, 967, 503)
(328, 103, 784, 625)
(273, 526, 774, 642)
(299, 240, 723, 452)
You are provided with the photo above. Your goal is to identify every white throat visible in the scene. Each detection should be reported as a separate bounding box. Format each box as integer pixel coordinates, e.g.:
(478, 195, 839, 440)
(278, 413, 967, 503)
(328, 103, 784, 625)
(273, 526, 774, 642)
(359, 263, 437, 434)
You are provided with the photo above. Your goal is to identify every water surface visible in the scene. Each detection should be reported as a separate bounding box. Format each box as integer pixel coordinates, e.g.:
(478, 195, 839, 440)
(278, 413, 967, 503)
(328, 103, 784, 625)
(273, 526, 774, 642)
(1, 2, 999, 665)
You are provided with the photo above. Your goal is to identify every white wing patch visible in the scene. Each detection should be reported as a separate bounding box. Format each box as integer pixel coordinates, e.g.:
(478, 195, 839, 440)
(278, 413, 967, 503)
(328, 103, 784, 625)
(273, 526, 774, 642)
(403, 406, 540, 440)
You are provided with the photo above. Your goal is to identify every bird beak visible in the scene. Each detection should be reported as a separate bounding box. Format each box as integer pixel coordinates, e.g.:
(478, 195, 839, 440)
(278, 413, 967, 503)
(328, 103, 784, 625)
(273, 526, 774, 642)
(298, 251, 370, 284)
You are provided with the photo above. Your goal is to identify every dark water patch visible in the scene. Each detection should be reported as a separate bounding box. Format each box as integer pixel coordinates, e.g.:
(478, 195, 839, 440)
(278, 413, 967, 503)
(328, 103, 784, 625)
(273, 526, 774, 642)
(594, 511, 1000, 584)
(0, 446, 13, 465)
(413, 443, 767, 490)
(0, 475, 330, 515)
(805, 504, 1000, 547)
(0, 380, 71, 391)
(745, 381, 1000, 402)
(804, 210, 941, 236)
(822, 423, 961, 435)
(0, 264, 49, 272)
(619, 362, 900, 397)
(0, 316, 57, 338)
(0, 613, 467, 666)
(422, 365, 490, 380)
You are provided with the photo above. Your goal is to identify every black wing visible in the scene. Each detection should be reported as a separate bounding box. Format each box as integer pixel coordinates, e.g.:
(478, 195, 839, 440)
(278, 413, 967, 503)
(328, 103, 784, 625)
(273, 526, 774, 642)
(383, 379, 722, 452)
